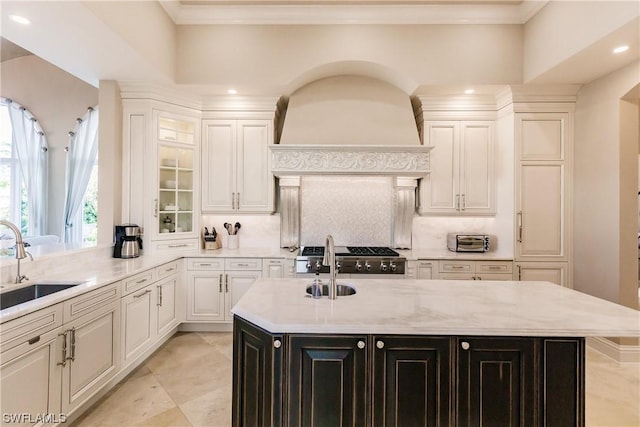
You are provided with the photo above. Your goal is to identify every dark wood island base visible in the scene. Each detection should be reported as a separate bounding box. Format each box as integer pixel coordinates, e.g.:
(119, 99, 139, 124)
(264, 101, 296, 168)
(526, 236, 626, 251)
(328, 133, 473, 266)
(232, 317, 585, 427)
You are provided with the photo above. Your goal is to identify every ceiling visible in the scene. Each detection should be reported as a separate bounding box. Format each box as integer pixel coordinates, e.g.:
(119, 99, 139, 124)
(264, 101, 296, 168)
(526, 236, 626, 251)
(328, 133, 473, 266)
(160, 0, 546, 24)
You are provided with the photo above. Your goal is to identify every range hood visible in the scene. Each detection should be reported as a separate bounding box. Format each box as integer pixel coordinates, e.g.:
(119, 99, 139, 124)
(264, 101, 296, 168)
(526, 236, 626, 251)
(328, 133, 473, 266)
(272, 76, 432, 249)
(272, 75, 431, 177)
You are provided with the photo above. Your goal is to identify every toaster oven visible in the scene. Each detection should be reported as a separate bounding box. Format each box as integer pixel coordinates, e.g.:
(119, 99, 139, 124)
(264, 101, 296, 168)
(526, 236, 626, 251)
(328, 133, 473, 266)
(447, 233, 490, 253)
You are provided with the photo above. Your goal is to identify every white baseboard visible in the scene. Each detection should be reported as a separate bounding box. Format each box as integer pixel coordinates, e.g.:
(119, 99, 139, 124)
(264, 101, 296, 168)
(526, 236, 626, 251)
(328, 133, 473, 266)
(587, 337, 640, 364)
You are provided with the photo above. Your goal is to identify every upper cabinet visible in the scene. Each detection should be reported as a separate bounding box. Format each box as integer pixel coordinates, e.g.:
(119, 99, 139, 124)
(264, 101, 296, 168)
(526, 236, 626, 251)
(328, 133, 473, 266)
(201, 119, 274, 213)
(418, 120, 495, 215)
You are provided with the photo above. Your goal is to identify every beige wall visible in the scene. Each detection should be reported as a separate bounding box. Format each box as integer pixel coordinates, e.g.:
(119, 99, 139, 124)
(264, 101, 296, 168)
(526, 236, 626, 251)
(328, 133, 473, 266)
(574, 60, 640, 309)
(524, 1, 639, 82)
(0, 55, 98, 237)
(176, 24, 523, 95)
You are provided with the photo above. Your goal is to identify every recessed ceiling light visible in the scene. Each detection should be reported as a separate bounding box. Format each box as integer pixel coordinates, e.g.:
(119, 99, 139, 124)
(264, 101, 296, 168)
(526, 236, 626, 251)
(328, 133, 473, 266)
(613, 45, 629, 54)
(227, 89, 238, 95)
(9, 15, 31, 25)
(464, 89, 475, 95)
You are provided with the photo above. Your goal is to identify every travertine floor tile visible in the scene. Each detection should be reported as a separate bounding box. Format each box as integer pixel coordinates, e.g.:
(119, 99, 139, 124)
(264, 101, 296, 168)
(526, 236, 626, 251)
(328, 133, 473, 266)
(179, 384, 233, 427)
(197, 332, 234, 361)
(133, 407, 193, 427)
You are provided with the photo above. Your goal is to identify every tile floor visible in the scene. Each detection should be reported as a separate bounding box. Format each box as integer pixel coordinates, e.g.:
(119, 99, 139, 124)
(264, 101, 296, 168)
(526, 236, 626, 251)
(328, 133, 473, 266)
(71, 332, 640, 427)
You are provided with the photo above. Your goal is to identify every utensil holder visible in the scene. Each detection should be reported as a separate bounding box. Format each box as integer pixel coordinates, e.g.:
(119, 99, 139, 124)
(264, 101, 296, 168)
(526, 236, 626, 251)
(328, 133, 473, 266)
(227, 235, 239, 249)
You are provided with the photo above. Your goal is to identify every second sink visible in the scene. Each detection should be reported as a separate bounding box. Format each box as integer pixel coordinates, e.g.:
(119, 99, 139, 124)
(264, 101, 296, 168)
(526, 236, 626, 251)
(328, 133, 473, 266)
(306, 283, 357, 297)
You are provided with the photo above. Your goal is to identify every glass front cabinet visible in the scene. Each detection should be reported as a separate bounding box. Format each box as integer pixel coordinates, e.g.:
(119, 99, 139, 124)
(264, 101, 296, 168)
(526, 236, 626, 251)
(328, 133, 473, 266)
(152, 111, 200, 243)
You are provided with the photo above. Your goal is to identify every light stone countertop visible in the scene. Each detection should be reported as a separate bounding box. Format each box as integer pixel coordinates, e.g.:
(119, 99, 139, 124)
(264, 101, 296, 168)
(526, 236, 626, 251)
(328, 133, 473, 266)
(231, 278, 640, 337)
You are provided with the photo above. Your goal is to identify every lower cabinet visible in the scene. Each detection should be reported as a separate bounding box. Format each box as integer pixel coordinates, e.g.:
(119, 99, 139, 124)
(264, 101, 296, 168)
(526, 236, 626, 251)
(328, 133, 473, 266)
(515, 261, 570, 287)
(232, 317, 585, 427)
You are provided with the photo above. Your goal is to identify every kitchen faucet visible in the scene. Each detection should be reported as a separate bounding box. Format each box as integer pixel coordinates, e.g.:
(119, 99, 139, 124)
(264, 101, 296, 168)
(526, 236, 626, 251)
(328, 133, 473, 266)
(0, 219, 33, 284)
(322, 234, 337, 300)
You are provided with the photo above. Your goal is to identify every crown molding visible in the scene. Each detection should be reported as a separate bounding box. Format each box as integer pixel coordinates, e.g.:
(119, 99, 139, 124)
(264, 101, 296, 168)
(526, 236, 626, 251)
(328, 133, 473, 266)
(159, 1, 549, 25)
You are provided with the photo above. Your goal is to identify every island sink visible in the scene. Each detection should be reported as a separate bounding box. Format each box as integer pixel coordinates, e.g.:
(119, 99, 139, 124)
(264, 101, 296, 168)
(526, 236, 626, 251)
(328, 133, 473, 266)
(305, 283, 356, 297)
(0, 283, 82, 311)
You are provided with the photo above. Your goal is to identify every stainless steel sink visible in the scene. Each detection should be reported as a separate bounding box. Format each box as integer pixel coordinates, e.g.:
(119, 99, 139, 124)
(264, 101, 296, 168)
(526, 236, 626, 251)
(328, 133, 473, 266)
(306, 283, 357, 297)
(0, 282, 82, 311)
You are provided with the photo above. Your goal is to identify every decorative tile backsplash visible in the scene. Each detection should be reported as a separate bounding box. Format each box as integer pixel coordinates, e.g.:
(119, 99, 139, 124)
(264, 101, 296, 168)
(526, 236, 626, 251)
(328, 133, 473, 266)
(300, 176, 393, 246)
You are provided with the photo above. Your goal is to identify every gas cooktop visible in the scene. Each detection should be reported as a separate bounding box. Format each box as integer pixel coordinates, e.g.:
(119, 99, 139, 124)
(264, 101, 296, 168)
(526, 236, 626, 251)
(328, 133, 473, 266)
(300, 246, 400, 257)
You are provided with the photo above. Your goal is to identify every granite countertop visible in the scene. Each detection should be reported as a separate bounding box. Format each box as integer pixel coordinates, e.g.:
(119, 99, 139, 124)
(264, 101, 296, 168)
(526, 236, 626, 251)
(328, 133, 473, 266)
(231, 278, 640, 337)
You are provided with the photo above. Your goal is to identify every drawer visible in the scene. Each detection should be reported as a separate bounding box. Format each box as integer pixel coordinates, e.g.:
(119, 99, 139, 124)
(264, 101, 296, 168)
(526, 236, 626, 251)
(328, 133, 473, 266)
(440, 261, 474, 273)
(64, 282, 120, 323)
(187, 258, 225, 270)
(157, 261, 180, 279)
(225, 258, 263, 271)
(416, 260, 436, 268)
(123, 269, 156, 295)
(150, 239, 199, 253)
(1, 304, 64, 352)
(476, 261, 513, 274)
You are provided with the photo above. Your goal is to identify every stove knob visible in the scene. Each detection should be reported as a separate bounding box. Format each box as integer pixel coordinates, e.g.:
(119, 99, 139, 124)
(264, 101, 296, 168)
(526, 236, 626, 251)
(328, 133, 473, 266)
(355, 261, 363, 271)
(335, 260, 342, 271)
(380, 262, 388, 272)
(315, 260, 322, 271)
(306, 261, 312, 271)
(364, 262, 372, 271)
(389, 262, 397, 272)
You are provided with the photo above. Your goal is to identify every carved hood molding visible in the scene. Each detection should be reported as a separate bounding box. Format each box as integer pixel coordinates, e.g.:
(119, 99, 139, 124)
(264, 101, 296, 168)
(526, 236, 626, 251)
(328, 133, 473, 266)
(270, 144, 432, 177)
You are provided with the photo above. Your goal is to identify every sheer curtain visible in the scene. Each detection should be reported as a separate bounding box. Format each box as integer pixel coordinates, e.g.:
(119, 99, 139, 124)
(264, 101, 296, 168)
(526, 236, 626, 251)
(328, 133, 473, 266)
(5, 98, 49, 236)
(62, 106, 98, 243)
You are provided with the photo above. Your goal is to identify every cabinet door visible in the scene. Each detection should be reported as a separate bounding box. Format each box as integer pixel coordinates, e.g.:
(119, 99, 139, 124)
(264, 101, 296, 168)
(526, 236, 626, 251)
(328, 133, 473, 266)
(287, 335, 368, 427)
(0, 327, 62, 425)
(236, 120, 274, 212)
(62, 301, 119, 413)
(187, 271, 225, 321)
(515, 262, 570, 287)
(121, 286, 156, 366)
(416, 260, 436, 279)
(157, 275, 179, 336)
(226, 271, 262, 320)
(420, 121, 459, 214)
(372, 336, 451, 427)
(262, 259, 284, 279)
(459, 122, 494, 214)
(515, 113, 570, 261)
(457, 337, 535, 427)
(202, 120, 236, 212)
(232, 317, 283, 427)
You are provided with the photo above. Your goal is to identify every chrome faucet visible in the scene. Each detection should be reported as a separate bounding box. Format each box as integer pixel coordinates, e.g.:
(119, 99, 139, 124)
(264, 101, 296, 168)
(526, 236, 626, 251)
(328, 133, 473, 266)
(1, 220, 33, 283)
(322, 234, 337, 300)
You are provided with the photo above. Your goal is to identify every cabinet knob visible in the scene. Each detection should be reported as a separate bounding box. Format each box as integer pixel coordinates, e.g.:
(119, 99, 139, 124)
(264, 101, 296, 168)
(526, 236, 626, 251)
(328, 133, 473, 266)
(376, 340, 385, 349)
(357, 340, 366, 349)
(273, 339, 282, 349)
(461, 341, 470, 350)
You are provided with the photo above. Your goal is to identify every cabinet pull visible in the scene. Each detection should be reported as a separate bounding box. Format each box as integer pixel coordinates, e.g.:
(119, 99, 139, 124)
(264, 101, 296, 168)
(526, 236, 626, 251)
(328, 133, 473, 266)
(376, 340, 385, 349)
(273, 339, 282, 349)
(487, 266, 503, 270)
(451, 265, 465, 270)
(28, 335, 41, 345)
(168, 244, 189, 248)
(154, 198, 159, 218)
(165, 267, 176, 272)
(225, 274, 229, 293)
(199, 263, 212, 267)
(236, 263, 249, 267)
(517, 265, 522, 280)
(461, 341, 470, 350)
(517, 211, 523, 242)
(456, 194, 460, 211)
(68, 328, 76, 362)
(461, 194, 466, 211)
(357, 340, 366, 349)
(133, 289, 151, 299)
(157, 285, 163, 306)
(232, 192, 236, 209)
(136, 278, 148, 284)
(219, 274, 223, 293)
(236, 193, 240, 209)
(57, 331, 68, 367)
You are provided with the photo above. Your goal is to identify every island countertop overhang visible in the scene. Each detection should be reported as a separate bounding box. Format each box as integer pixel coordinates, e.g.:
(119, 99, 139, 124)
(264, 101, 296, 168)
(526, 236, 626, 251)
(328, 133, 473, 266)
(231, 278, 640, 337)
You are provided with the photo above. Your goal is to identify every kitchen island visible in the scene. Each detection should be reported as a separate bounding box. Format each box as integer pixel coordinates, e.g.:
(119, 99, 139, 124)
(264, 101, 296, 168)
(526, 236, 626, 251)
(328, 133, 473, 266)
(231, 278, 640, 427)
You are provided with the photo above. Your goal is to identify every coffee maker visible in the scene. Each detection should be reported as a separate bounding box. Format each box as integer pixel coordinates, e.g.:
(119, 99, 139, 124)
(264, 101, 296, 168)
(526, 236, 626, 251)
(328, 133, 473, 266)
(113, 224, 143, 258)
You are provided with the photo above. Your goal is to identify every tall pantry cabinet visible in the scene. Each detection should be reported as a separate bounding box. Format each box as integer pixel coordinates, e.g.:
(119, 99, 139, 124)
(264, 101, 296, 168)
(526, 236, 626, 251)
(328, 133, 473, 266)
(513, 100, 574, 288)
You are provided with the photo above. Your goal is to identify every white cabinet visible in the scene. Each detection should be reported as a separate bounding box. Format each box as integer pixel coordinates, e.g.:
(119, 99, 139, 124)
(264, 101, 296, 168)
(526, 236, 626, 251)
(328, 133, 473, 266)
(0, 304, 64, 426)
(186, 258, 262, 322)
(416, 260, 436, 279)
(514, 262, 570, 288)
(121, 262, 181, 368)
(201, 119, 274, 213)
(122, 100, 200, 255)
(262, 258, 296, 279)
(419, 121, 495, 215)
(514, 110, 572, 287)
(437, 260, 513, 280)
